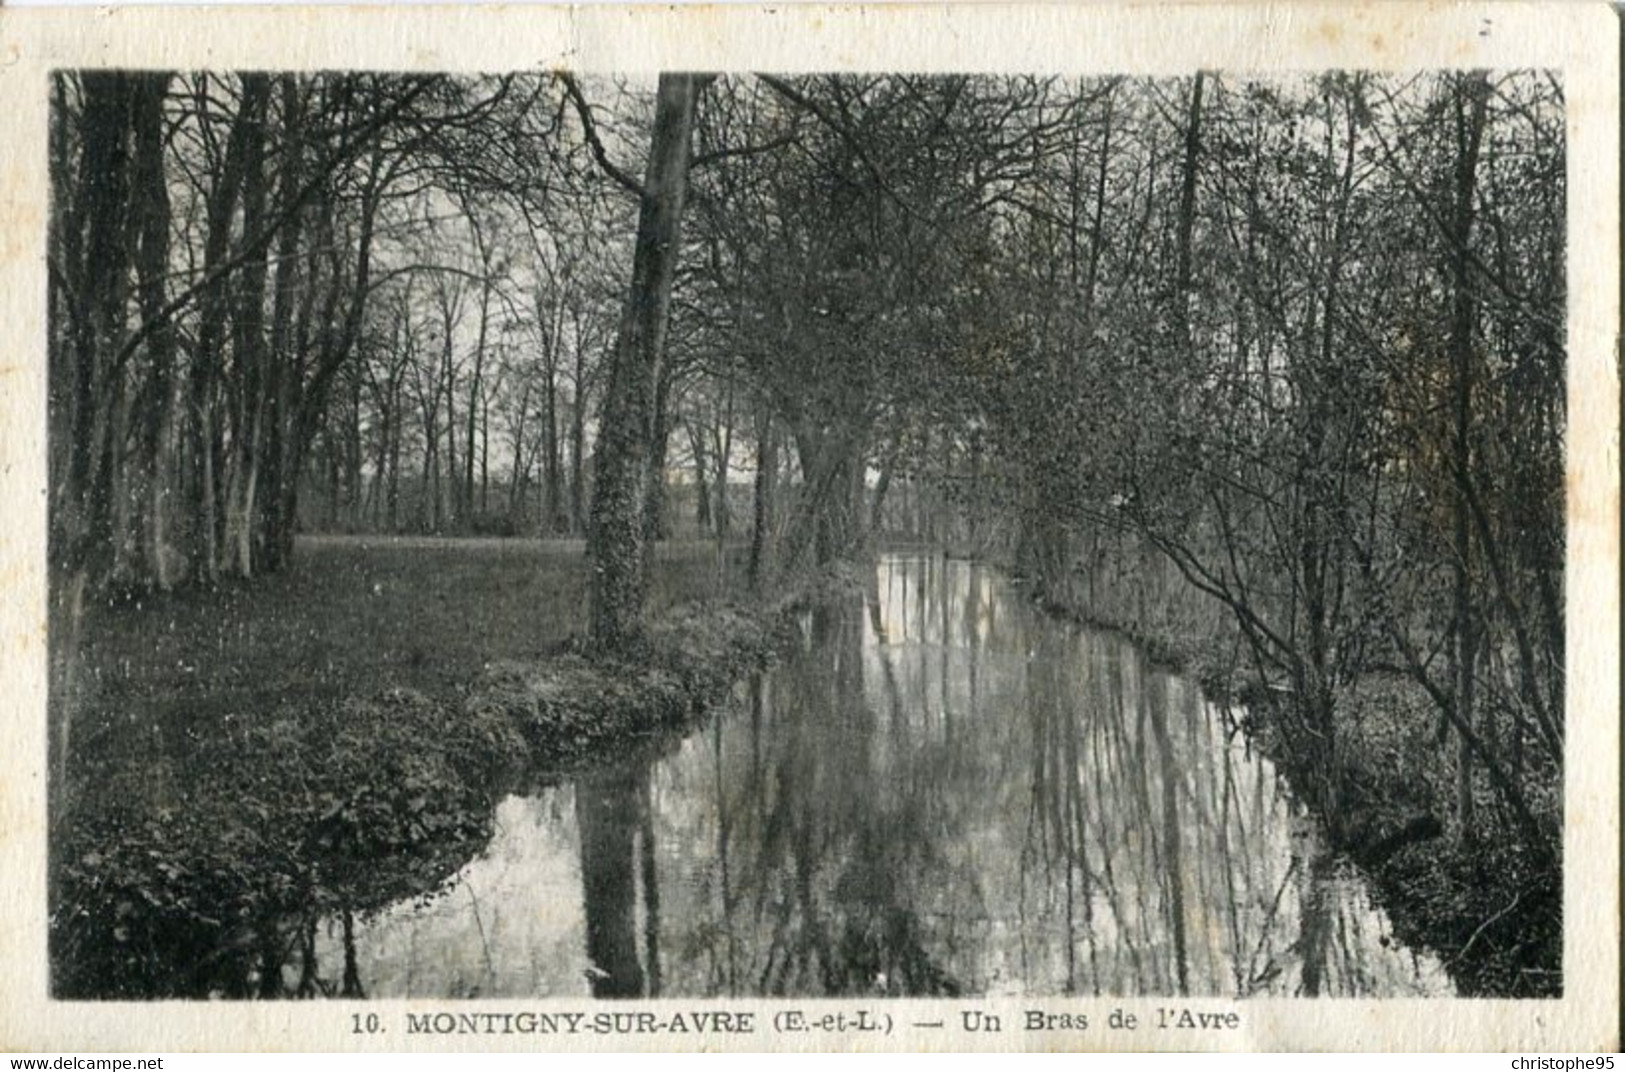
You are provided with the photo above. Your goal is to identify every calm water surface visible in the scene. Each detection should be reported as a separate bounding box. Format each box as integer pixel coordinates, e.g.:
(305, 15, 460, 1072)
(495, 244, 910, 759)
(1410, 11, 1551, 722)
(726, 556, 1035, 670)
(319, 554, 1452, 999)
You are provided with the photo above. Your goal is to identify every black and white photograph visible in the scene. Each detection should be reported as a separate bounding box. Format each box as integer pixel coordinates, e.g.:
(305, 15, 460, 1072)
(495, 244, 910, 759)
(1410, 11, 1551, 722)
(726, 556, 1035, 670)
(2, 0, 1619, 1054)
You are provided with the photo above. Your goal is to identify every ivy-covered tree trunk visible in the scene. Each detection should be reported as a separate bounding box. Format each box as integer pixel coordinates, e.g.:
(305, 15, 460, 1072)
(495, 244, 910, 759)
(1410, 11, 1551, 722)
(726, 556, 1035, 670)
(587, 73, 705, 652)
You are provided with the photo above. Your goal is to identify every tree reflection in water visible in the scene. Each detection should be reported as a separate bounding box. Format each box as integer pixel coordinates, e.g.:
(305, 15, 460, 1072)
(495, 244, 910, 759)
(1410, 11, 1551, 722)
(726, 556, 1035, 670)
(576, 759, 655, 997)
(315, 555, 1453, 999)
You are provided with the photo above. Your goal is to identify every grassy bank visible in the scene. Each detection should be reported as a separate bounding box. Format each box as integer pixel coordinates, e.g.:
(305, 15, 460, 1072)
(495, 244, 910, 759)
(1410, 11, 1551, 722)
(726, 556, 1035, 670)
(64, 536, 741, 760)
(51, 537, 815, 998)
(1019, 553, 1562, 998)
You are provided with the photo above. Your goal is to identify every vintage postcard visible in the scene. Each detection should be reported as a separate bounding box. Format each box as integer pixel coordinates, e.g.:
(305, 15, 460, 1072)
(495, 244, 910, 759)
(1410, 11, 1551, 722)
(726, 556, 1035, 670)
(0, 0, 1617, 1054)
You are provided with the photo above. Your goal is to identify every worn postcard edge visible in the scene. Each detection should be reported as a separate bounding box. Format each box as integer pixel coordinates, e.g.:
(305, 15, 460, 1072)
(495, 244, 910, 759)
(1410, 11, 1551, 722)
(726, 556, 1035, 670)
(0, 1, 1617, 1053)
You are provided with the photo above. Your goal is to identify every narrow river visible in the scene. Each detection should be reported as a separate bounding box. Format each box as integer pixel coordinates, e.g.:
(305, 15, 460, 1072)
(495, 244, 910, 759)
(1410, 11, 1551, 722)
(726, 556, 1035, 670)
(319, 553, 1452, 999)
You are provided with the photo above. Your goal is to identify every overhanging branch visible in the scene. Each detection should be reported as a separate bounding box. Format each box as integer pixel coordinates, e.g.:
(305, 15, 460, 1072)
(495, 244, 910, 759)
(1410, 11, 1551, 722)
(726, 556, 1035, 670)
(557, 72, 647, 200)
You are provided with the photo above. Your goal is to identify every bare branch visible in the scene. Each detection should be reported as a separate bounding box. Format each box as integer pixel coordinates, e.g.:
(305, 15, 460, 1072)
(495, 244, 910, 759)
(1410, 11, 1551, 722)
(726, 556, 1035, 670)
(557, 72, 647, 199)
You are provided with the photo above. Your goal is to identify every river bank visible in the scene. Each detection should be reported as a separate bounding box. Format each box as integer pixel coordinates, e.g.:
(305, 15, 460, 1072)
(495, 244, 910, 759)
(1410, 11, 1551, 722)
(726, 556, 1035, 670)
(1013, 555, 1562, 998)
(50, 539, 844, 998)
(284, 550, 1455, 999)
(50, 538, 1546, 999)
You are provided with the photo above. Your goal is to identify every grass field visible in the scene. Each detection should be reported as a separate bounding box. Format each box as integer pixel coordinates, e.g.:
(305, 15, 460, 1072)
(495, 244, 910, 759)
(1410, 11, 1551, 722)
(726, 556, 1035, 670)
(68, 536, 743, 774)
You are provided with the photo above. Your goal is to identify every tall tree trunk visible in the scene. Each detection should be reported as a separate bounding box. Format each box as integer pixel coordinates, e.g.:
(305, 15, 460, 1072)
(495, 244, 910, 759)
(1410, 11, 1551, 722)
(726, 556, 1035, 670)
(224, 73, 272, 577)
(282, 150, 384, 551)
(688, 415, 712, 532)
(785, 422, 869, 569)
(586, 72, 707, 652)
(509, 378, 531, 524)
(466, 265, 490, 524)
(642, 370, 673, 554)
(67, 74, 136, 591)
(442, 328, 459, 532)
(424, 396, 440, 532)
(748, 398, 776, 592)
(187, 73, 267, 584)
(543, 362, 564, 534)
(325, 422, 341, 527)
(570, 342, 589, 535)
(868, 425, 901, 535)
(53, 72, 140, 804)
(481, 382, 492, 517)
(1449, 72, 1490, 842)
(346, 368, 364, 528)
(257, 75, 305, 573)
(714, 379, 734, 538)
(370, 389, 390, 529)
(387, 374, 402, 532)
(130, 73, 177, 589)
(48, 71, 76, 549)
